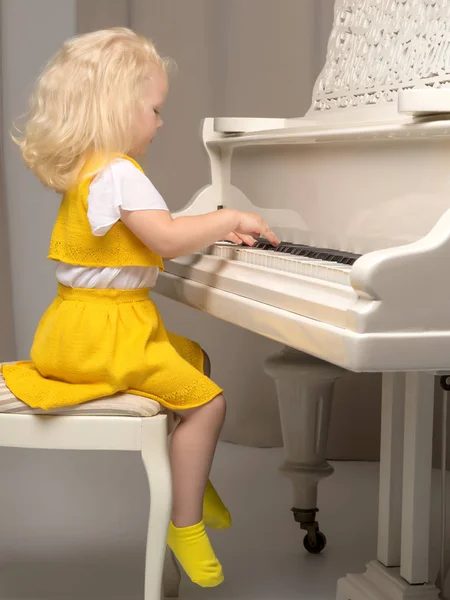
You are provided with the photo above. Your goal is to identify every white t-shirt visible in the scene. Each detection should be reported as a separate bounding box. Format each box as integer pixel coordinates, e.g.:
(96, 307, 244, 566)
(56, 159, 169, 289)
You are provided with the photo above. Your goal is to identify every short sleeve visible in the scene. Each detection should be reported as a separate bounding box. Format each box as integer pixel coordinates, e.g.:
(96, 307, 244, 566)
(87, 159, 169, 236)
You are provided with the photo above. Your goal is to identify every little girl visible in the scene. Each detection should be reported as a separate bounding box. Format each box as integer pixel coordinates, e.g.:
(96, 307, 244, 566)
(2, 28, 279, 588)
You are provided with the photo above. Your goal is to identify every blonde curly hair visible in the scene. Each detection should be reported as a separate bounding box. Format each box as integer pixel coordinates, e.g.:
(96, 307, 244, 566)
(13, 28, 171, 192)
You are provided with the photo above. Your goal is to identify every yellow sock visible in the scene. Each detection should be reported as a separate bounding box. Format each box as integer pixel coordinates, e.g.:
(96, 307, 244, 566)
(203, 480, 232, 529)
(167, 520, 224, 588)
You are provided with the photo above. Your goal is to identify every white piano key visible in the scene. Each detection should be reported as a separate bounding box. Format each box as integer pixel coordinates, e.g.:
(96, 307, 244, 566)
(206, 245, 352, 286)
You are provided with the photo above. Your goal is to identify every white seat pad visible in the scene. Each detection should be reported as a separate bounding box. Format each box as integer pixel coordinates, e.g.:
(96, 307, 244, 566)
(0, 368, 162, 418)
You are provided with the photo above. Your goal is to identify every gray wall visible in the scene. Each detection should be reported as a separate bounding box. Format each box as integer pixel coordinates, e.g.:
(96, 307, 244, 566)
(0, 18, 15, 361)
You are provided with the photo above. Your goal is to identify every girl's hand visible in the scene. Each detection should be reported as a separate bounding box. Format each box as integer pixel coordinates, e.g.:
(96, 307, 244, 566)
(223, 232, 258, 246)
(234, 212, 280, 246)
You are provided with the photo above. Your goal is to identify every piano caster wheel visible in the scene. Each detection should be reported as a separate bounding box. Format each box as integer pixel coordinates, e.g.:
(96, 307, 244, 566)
(292, 507, 327, 554)
(303, 530, 327, 554)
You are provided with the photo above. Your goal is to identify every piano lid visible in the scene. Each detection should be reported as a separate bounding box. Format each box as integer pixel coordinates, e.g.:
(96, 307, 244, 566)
(307, 0, 450, 123)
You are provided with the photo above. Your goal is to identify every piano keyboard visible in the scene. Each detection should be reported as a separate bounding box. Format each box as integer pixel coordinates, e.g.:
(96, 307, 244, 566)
(204, 241, 361, 287)
(165, 240, 361, 329)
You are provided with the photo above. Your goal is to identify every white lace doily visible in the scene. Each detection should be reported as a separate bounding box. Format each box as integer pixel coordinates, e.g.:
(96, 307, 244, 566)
(312, 0, 450, 111)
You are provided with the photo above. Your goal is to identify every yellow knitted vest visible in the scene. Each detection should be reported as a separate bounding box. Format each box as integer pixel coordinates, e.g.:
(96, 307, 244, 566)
(48, 154, 164, 270)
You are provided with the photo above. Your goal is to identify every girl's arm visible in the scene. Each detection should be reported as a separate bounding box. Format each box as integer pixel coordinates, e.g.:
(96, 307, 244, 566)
(120, 207, 279, 258)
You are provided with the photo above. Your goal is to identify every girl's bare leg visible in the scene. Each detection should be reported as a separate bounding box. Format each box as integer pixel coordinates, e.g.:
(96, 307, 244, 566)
(167, 393, 226, 587)
(201, 351, 232, 529)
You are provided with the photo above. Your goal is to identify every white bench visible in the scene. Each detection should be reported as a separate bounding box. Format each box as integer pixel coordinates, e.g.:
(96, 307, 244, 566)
(0, 369, 180, 600)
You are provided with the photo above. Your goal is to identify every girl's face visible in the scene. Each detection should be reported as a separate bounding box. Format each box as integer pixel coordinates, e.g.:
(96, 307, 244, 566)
(131, 67, 168, 156)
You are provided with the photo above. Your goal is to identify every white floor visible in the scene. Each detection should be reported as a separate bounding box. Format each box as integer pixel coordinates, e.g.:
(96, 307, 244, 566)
(0, 441, 446, 600)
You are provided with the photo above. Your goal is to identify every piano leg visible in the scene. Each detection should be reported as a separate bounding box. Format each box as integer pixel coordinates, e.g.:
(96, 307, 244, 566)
(264, 347, 344, 553)
(337, 372, 440, 600)
(377, 373, 405, 568)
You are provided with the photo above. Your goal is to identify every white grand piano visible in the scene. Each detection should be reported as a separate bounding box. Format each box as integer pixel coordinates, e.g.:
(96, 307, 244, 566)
(156, 1, 450, 599)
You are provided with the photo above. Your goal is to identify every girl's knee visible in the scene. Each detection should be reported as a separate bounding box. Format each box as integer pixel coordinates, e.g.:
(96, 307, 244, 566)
(175, 393, 226, 422)
(211, 393, 226, 417)
(203, 393, 226, 427)
(200, 393, 226, 420)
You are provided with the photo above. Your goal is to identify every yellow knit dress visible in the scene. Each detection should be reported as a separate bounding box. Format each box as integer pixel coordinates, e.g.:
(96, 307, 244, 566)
(1, 156, 222, 411)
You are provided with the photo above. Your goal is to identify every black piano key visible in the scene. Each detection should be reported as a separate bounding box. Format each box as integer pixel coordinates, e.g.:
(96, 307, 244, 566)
(233, 239, 361, 266)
